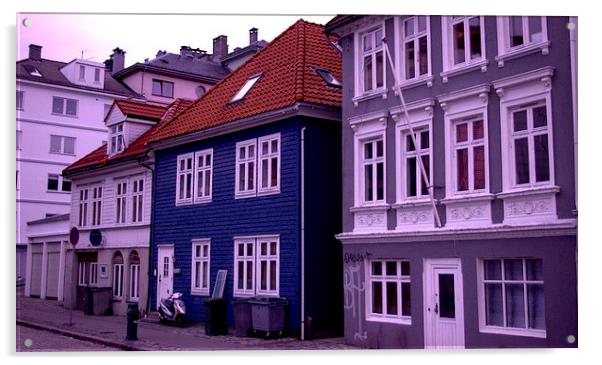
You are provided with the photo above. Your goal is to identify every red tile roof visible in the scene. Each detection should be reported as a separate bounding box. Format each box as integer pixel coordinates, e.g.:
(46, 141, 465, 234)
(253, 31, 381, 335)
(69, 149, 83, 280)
(113, 99, 168, 120)
(63, 98, 194, 175)
(148, 19, 342, 143)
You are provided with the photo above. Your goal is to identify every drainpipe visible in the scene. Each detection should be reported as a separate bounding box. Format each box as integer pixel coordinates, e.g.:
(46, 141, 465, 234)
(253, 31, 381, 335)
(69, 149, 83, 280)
(138, 152, 154, 314)
(300, 126, 306, 341)
(569, 16, 578, 214)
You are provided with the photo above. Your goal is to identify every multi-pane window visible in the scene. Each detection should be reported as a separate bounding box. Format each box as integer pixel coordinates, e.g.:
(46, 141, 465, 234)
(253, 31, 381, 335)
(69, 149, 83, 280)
(234, 236, 279, 297)
(511, 103, 551, 186)
(258, 134, 280, 194)
(152, 79, 174, 98)
(402, 128, 430, 198)
(48, 174, 71, 192)
(360, 27, 385, 93)
(194, 150, 213, 203)
(402, 16, 430, 80)
(176, 153, 194, 204)
(94, 68, 101, 83)
(79, 65, 86, 80)
(367, 260, 411, 323)
(78, 188, 89, 226)
(235, 140, 257, 197)
(17, 91, 24, 110)
(89, 263, 98, 285)
(507, 16, 545, 49)
(112, 253, 124, 298)
(52, 96, 78, 116)
(91, 185, 102, 226)
(110, 124, 125, 154)
(115, 181, 127, 224)
(50, 135, 76, 155)
(129, 253, 140, 301)
(78, 262, 89, 285)
(131, 178, 144, 223)
(450, 16, 484, 66)
(361, 138, 385, 204)
(454, 118, 486, 192)
(481, 258, 545, 334)
(191, 239, 211, 295)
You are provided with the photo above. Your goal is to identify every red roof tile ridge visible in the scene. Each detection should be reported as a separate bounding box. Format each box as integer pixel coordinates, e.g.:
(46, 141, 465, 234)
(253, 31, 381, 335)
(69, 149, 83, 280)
(295, 20, 306, 102)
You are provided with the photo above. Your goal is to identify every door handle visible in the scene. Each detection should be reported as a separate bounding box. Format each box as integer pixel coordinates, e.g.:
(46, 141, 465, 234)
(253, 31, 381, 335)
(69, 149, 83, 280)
(434, 303, 439, 315)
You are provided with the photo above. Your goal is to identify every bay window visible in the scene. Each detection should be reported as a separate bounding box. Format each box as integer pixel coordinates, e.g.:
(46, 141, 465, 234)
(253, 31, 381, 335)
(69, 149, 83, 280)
(479, 258, 546, 337)
(367, 259, 411, 324)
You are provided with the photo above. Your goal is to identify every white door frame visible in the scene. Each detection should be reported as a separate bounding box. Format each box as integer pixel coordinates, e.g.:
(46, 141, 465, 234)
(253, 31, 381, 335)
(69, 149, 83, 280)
(423, 258, 465, 349)
(156, 245, 174, 307)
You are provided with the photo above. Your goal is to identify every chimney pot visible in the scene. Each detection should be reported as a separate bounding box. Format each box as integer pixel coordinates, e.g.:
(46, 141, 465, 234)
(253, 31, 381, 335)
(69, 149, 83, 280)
(28, 44, 42, 60)
(110, 47, 126, 74)
(249, 28, 258, 45)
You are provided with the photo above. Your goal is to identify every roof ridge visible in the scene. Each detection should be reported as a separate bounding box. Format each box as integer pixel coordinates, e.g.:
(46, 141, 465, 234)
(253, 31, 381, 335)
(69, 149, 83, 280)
(295, 19, 306, 102)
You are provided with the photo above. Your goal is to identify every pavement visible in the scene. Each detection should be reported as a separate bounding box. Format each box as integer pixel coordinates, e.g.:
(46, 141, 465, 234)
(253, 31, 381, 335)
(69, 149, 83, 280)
(17, 324, 117, 352)
(16, 289, 359, 352)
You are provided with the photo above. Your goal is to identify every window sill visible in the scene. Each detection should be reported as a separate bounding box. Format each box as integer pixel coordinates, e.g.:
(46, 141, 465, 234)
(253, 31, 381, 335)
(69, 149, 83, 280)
(257, 188, 280, 197)
(392, 76, 434, 92)
(440, 59, 489, 83)
(51, 113, 78, 118)
(191, 290, 210, 296)
(392, 198, 433, 208)
(441, 192, 495, 204)
(46, 190, 71, 194)
(350, 203, 390, 213)
(496, 185, 560, 200)
(49, 152, 76, 157)
(479, 326, 546, 339)
(233, 292, 255, 298)
(366, 315, 412, 325)
(193, 198, 212, 204)
(496, 41, 551, 67)
(352, 89, 388, 107)
(234, 191, 257, 200)
(175, 199, 193, 206)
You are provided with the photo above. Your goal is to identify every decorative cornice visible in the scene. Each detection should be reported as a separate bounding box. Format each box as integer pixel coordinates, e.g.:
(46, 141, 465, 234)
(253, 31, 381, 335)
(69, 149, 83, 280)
(493, 66, 555, 98)
(437, 84, 491, 105)
(389, 98, 435, 120)
(347, 110, 388, 132)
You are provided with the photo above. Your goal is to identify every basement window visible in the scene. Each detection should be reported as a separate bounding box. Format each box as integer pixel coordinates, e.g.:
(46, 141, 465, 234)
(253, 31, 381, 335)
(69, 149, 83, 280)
(230, 74, 262, 103)
(314, 67, 342, 88)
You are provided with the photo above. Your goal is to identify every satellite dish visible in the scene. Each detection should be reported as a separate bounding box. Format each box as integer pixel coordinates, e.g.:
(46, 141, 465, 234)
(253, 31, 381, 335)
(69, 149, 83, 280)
(89, 229, 103, 247)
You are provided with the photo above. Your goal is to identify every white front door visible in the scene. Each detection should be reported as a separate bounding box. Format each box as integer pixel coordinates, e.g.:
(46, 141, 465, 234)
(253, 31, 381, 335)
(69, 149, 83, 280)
(157, 246, 174, 307)
(424, 258, 465, 349)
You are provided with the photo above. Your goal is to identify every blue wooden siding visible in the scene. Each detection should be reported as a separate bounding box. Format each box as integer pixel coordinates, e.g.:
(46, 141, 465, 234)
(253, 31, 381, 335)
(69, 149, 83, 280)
(151, 118, 303, 331)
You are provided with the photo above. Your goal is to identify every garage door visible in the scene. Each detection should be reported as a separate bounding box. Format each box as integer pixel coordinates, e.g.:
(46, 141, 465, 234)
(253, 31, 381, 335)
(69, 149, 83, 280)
(45, 243, 61, 300)
(30, 244, 43, 297)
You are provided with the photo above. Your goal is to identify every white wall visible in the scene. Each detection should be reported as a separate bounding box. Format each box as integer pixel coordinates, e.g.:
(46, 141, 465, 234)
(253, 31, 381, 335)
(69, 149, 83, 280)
(122, 71, 210, 104)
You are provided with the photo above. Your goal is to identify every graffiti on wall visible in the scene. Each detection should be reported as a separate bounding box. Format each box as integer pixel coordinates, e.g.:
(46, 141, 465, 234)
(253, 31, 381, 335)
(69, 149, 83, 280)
(343, 252, 368, 342)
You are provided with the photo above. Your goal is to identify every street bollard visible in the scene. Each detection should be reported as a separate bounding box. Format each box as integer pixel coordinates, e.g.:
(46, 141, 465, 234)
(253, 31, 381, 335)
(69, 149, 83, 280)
(126, 303, 140, 341)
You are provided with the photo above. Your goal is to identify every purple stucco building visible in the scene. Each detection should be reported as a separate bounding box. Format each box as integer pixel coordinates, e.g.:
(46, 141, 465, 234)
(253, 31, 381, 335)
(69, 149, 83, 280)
(326, 15, 577, 349)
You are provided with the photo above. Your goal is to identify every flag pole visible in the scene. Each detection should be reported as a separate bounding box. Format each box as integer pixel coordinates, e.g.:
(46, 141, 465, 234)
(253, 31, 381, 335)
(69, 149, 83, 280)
(381, 37, 442, 228)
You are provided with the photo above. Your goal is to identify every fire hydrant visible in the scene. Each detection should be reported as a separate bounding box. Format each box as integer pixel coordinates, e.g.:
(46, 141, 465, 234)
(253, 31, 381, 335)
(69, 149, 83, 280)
(126, 303, 140, 341)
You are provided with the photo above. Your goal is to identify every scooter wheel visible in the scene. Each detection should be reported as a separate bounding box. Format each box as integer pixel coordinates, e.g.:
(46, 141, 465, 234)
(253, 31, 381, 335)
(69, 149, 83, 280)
(176, 315, 184, 327)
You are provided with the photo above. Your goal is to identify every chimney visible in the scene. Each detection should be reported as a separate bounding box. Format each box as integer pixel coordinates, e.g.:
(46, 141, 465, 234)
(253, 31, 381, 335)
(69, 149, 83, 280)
(212, 35, 228, 60)
(156, 50, 167, 58)
(180, 46, 194, 56)
(249, 28, 258, 45)
(110, 47, 125, 74)
(29, 44, 42, 60)
(104, 58, 113, 71)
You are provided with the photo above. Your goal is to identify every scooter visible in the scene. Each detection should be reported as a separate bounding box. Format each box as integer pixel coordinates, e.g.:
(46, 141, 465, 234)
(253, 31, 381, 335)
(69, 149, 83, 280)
(158, 292, 186, 326)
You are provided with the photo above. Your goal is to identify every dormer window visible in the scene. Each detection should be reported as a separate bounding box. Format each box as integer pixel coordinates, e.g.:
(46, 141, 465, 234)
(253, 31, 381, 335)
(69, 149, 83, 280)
(94, 68, 101, 83)
(110, 124, 125, 154)
(79, 65, 85, 81)
(314, 67, 342, 88)
(230, 74, 262, 103)
(24, 65, 42, 77)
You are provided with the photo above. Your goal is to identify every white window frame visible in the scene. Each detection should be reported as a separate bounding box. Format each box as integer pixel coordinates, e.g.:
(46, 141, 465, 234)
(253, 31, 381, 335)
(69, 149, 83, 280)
(441, 16, 487, 80)
(91, 185, 103, 226)
(496, 70, 556, 193)
(94, 68, 101, 83)
(17, 90, 24, 110)
(359, 137, 386, 206)
(231, 74, 261, 103)
(354, 20, 387, 98)
(235, 139, 258, 198)
(257, 134, 281, 195)
(233, 235, 280, 297)
(129, 263, 140, 301)
(152, 79, 174, 98)
(50, 135, 76, 155)
(191, 239, 211, 296)
(115, 180, 128, 224)
(193, 149, 213, 204)
(52, 96, 78, 117)
(78, 187, 89, 227)
(89, 262, 98, 285)
(113, 263, 124, 299)
(396, 16, 432, 86)
(476, 258, 546, 338)
(365, 259, 412, 324)
(398, 123, 432, 201)
(79, 65, 86, 81)
(176, 153, 194, 205)
(451, 116, 488, 194)
(109, 124, 125, 155)
(131, 177, 144, 223)
(495, 16, 549, 67)
(78, 262, 88, 286)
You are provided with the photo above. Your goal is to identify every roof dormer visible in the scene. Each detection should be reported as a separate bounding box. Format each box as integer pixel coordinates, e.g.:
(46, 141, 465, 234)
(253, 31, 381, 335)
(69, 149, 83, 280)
(60, 59, 106, 89)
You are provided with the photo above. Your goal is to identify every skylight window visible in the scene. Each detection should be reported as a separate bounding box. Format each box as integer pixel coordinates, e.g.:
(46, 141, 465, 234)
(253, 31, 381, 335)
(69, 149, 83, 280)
(230, 74, 262, 103)
(24, 65, 42, 77)
(314, 68, 342, 88)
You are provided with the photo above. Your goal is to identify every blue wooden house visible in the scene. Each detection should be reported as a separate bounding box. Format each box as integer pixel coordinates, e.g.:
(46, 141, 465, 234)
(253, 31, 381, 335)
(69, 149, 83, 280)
(147, 20, 343, 338)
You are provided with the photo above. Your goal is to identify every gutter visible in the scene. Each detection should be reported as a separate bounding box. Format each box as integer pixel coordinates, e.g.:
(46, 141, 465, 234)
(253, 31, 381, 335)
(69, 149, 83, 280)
(300, 126, 306, 341)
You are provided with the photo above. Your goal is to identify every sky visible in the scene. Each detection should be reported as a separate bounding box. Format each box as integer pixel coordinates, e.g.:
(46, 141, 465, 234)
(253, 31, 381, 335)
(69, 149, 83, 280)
(16, 13, 334, 66)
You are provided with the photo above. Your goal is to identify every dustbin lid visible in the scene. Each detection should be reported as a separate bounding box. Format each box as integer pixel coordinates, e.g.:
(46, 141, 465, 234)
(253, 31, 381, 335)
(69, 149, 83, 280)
(248, 297, 288, 305)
